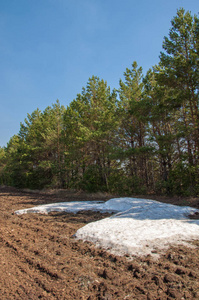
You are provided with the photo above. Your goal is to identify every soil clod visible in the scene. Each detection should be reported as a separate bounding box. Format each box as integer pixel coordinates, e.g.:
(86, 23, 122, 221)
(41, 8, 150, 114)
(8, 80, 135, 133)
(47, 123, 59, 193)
(0, 186, 199, 299)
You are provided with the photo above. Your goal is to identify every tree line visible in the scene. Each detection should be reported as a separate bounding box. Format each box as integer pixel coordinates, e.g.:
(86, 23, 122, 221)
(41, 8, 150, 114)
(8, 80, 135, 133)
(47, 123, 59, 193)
(0, 9, 198, 196)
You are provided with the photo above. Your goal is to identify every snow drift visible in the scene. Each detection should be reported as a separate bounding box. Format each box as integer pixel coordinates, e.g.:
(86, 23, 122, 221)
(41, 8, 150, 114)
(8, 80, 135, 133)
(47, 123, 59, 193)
(15, 197, 199, 257)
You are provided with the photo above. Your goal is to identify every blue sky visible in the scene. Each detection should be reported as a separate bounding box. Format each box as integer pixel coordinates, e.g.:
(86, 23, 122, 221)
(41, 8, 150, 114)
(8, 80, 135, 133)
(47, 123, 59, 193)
(0, 0, 198, 147)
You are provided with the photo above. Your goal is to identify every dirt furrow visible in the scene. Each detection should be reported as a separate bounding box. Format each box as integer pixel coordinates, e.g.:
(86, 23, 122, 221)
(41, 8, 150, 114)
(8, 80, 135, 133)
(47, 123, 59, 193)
(0, 241, 55, 299)
(1, 186, 199, 299)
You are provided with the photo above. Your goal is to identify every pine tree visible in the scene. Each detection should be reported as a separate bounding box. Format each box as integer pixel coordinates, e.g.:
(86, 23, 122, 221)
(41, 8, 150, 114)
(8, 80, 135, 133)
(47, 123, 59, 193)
(118, 62, 150, 193)
(17, 101, 66, 189)
(159, 8, 199, 166)
(63, 76, 118, 192)
(144, 68, 179, 194)
(157, 8, 199, 195)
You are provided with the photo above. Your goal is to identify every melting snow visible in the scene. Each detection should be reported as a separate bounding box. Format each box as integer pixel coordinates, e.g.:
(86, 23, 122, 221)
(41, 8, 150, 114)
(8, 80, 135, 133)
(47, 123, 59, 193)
(15, 197, 199, 257)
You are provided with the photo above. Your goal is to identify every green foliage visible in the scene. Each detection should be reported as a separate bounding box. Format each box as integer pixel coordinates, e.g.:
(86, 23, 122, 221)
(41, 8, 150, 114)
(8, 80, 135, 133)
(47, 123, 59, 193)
(1, 9, 199, 197)
(158, 8, 199, 167)
(0, 147, 6, 184)
(62, 76, 119, 193)
(78, 165, 106, 193)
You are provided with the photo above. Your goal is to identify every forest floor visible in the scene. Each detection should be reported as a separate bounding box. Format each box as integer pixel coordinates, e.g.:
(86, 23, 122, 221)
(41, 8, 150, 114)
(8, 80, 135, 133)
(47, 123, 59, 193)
(0, 186, 199, 299)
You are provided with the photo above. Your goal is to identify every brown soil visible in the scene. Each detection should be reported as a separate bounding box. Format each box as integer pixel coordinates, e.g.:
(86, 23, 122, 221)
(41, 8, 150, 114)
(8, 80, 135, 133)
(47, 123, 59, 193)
(0, 186, 199, 300)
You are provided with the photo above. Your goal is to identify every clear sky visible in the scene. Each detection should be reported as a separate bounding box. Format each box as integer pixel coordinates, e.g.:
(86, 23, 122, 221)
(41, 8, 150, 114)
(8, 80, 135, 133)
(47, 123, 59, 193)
(0, 0, 198, 147)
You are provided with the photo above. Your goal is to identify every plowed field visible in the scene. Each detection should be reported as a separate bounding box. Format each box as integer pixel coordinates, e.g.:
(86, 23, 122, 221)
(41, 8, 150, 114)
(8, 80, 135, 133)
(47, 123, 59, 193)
(0, 186, 199, 299)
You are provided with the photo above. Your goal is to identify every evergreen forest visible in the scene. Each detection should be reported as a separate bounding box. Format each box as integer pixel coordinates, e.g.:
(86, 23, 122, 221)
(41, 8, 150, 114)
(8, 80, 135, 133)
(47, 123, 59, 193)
(0, 9, 199, 196)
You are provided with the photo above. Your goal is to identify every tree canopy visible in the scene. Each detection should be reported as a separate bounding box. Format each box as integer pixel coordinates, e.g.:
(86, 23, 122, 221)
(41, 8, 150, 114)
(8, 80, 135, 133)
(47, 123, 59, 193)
(1, 9, 198, 196)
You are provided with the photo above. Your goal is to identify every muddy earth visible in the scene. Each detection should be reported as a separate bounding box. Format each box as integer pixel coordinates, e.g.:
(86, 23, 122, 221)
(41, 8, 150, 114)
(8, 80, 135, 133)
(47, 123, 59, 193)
(0, 186, 199, 299)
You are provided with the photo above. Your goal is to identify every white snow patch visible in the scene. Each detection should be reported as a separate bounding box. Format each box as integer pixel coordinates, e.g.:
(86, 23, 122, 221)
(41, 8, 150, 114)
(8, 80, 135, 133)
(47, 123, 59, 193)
(15, 201, 105, 215)
(15, 197, 199, 257)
